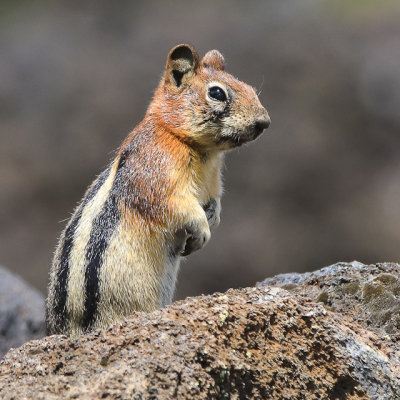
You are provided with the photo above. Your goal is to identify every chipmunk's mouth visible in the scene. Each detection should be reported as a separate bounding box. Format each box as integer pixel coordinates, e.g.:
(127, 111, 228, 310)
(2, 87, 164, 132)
(218, 118, 271, 148)
(217, 134, 257, 148)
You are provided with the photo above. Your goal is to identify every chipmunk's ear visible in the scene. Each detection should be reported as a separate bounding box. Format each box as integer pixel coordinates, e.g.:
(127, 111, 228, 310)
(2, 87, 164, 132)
(201, 50, 225, 71)
(166, 44, 200, 88)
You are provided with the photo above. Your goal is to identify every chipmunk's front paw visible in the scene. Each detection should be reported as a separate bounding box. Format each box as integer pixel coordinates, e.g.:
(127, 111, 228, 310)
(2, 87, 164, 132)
(203, 197, 221, 230)
(181, 218, 211, 256)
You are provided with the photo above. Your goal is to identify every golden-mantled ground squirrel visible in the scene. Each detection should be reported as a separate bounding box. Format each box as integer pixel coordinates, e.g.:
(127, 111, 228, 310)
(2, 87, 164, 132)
(46, 44, 270, 336)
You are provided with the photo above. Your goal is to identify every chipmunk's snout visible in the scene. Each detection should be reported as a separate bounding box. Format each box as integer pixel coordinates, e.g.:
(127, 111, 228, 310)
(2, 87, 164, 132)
(218, 107, 270, 149)
(253, 110, 271, 138)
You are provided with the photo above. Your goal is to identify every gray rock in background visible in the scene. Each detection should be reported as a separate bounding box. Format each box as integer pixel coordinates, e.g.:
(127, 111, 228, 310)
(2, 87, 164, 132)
(0, 266, 45, 358)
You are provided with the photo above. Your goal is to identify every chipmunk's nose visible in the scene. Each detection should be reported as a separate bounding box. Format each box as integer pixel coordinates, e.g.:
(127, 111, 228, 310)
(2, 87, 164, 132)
(253, 110, 271, 137)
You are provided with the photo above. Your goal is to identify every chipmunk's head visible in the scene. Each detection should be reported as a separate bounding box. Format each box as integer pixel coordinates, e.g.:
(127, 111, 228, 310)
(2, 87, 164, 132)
(151, 44, 270, 151)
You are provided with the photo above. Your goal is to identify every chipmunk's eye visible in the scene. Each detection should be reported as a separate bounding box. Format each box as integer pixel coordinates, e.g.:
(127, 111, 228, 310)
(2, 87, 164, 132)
(208, 86, 227, 102)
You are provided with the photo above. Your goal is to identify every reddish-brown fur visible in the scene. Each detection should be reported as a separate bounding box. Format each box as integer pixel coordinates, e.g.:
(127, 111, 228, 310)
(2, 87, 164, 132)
(116, 44, 269, 226)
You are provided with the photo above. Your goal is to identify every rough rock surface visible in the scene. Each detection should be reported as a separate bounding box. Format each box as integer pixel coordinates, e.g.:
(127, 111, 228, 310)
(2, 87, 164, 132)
(258, 261, 400, 353)
(0, 266, 46, 358)
(1, 272, 400, 399)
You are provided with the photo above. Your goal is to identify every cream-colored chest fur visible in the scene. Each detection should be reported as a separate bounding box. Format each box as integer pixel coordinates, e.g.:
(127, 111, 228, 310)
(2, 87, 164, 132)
(183, 151, 224, 204)
(159, 151, 224, 308)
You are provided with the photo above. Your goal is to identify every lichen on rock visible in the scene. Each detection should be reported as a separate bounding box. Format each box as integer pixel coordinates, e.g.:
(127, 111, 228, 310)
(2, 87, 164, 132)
(258, 261, 400, 344)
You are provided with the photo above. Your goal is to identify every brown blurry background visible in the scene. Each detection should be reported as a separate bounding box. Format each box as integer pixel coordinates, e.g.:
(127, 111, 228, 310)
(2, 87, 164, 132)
(1, 0, 400, 300)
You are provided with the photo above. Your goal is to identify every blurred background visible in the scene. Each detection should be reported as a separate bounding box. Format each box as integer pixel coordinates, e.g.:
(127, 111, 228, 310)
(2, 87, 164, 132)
(1, 0, 400, 300)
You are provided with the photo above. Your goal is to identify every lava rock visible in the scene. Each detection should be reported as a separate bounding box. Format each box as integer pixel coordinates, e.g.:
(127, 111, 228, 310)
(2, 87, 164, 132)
(258, 261, 400, 352)
(1, 269, 399, 399)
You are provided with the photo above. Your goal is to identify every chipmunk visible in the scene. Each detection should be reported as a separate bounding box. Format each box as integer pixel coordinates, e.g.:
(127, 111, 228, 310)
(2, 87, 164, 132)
(46, 44, 270, 336)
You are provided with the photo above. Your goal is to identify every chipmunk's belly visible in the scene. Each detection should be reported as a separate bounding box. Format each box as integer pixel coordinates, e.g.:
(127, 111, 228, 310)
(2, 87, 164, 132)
(159, 256, 181, 307)
(158, 226, 188, 307)
(94, 221, 168, 327)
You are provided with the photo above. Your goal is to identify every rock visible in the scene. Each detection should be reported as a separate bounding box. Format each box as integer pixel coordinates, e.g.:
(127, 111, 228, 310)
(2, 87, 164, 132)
(0, 266, 46, 358)
(1, 274, 400, 399)
(257, 261, 400, 353)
